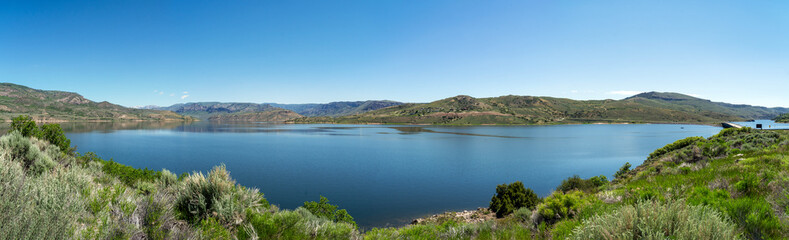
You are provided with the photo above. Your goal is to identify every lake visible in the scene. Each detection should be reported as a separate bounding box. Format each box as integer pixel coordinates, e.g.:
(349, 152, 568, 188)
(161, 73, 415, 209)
(64, 122, 722, 229)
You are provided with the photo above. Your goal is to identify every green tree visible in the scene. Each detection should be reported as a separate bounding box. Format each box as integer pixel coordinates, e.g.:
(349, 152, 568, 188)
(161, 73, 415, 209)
(614, 162, 631, 180)
(10, 115, 38, 137)
(37, 123, 73, 154)
(489, 181, 539, 218)
(302, 196, 357, 227)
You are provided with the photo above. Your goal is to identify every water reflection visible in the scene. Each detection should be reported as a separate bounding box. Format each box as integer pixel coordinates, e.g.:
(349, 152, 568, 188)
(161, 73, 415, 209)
(0, 121, 188, 133)
(732, 120, 789, 130)
(389, 127, 524, 138)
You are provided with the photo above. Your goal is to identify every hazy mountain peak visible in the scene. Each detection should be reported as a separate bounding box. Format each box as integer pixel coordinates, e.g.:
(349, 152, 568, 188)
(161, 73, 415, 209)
(628, 92, 700, 101)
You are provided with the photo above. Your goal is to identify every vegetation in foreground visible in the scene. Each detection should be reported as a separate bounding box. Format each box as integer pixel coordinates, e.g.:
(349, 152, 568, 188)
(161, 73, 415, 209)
(0, 116, 359, 239)
(2, 115, 789, 239)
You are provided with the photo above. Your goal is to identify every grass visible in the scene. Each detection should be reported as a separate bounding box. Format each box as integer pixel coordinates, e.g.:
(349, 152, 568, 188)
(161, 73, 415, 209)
(570, 200, 739, 239)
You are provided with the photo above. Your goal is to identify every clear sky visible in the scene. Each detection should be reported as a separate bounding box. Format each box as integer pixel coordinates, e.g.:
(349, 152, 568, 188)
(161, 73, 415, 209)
(1, 1, 787, 107)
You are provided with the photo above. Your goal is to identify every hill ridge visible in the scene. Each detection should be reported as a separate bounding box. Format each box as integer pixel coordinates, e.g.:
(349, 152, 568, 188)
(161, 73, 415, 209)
(0, 83, 191, 122)
(292, 93, 789, 125)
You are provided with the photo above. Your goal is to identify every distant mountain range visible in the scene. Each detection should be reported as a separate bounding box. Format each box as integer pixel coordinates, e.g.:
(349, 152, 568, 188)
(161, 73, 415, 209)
(0, 83, 191, 122)
(266, 101, 403, 117)
(152, 100, 404, 122)
(292, 92, 789, 125)
(3, 83, 787, 125)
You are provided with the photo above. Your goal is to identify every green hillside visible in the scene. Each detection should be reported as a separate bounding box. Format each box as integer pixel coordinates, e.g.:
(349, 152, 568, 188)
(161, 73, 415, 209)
(160, 102, 304, 122)
(625, 92, 788, 120)
(159, 101, 400, 121)
(208, 109, 303, 122)
(775, 113, 789, 123)
(0, 83, 192, 122)
(293, 93, 787, 125)
(269, 101, 403, 117)
(159, 102, 281, 119)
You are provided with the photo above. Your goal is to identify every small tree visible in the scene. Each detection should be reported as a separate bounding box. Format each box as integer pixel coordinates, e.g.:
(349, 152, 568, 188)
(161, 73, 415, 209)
(490, 181, 539, 217)
(303, 196, 357, 227)
(614, 162, 631, 180)
(8, 116, 73, 154)
(37, 123, 73, 154)
(10, 115, 38, 137)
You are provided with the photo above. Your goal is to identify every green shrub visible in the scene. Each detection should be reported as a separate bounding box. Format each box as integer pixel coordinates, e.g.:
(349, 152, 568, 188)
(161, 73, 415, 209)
(556, 175, 608, 193)
(175, 165, 263, 229)
(9, 115, 38, 137)
(489, 181, 540, 217)
(138, 192, 194, 240)
(199, 217, 232, 239)
(571, 200, 739, 240)
(136, 181, 158, 195)
(239, 208, 359, 240)
(0, 131, 56, 175)
(687, 186, 730, 207)
(648, 136, 705, 160)
(37, 123, 73, 154)
(302, 196, 357, 227)
(551, 219, 582, 240)
(734, 175, 760, 197)
(513, 207, 532, 222)
(614, 162, 631, 180)
(363, 219, 527, 240)
(160, 169, 178, 187)
(8, 116, 73, 154)
(102, 159, 161, 187)
(535, 191, 593, 225)
(76, 152, 160, 187)
(723, 198, 783, 239)
(0, 155, 90, 239)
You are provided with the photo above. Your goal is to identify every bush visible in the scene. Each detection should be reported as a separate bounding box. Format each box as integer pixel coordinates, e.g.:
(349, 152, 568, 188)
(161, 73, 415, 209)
(734, 175, 760, 197)
(9, 116, 73, 154)
(102, 159, 161, 187)
(175, 165, 264, 229)
(0, 154, 90, 239)
(648, 136, 705, 160)
(239, 208, 359, 240)
(556, 175, 607, 193)
(199, 217, 232, 239)
(159, 169, 178, 187)
(37, 123, 73, 154)
(0, 131, 56, 175)
(614, 162, 631, 180)
(9, 115, 38, 137)
(571, 200, 738, 240)
(302, 196, 357, 227)
(535, 191, 593, 225)
(489, 181, 539, 217)
(363, 219, 529, 240)
(512, 207, 532, 222)
(723, 198, 783, 239)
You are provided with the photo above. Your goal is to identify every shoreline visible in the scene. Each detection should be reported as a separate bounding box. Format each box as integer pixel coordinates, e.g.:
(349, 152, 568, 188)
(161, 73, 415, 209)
(284, 120, 724, 127)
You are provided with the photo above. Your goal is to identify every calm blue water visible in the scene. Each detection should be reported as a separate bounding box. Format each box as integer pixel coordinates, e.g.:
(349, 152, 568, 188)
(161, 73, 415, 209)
(732, 120, 789, 130)
(65, 123, 721, 229)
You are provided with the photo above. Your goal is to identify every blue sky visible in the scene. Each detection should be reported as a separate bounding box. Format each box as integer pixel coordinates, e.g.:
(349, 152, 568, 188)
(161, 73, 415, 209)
(1, 1, 787, 107)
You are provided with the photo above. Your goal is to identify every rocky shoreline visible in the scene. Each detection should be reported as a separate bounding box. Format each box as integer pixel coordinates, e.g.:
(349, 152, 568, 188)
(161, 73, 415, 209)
(411, 207, 496, 225)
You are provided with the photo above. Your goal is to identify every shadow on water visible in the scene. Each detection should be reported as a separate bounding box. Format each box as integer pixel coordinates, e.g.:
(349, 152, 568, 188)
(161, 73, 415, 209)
(389, 127, 524, 138)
